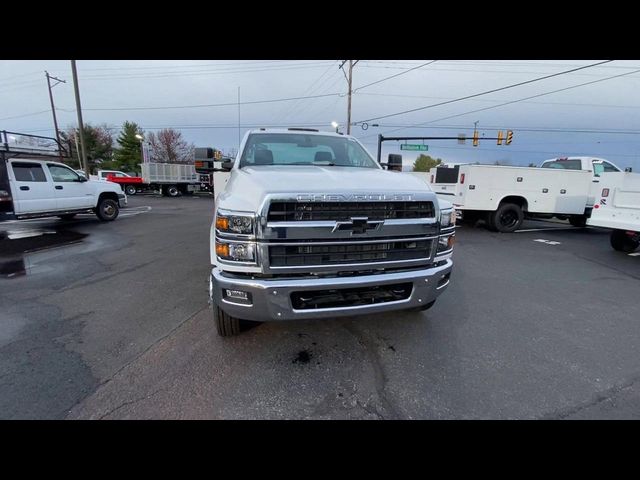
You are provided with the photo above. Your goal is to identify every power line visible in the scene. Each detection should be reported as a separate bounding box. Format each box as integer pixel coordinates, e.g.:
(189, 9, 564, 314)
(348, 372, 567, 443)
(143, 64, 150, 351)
(356, 92, 640, 110)
(0, 110, 51, 121)
(355, 60, 613, 124)
(353, 60, 437, 92)
(74, 62, 337, 80)
(275, 61, 339, 124)
(366, 66, 640, 138)
(81, 92, 344, 112)
(48, 60, 319, 73)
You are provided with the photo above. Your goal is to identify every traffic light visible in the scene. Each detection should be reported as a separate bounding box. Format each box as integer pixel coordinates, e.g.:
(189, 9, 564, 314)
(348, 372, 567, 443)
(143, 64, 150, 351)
(497, 131, 504, 145)
(506, 130, 513, 145)
(473, 130, 479, 147)
(214, 150, 222, 160)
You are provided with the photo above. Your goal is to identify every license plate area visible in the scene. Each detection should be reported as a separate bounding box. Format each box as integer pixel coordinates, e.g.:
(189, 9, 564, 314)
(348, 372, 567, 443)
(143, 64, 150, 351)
(291, 282, 413, 310)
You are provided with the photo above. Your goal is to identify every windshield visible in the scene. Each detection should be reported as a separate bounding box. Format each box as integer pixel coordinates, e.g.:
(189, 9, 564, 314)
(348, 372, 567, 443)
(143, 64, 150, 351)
(239, 133, 379, 169)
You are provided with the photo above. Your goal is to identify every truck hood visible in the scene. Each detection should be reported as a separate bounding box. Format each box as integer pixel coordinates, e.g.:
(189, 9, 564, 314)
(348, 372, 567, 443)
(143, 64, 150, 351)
(216, 165, 436, 212)
(89, 179, 123, 194)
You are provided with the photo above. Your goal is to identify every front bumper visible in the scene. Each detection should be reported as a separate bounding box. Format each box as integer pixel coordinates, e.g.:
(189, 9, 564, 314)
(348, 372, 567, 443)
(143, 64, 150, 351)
(210, 259, 452, 322)
(118, 193, 128, 207)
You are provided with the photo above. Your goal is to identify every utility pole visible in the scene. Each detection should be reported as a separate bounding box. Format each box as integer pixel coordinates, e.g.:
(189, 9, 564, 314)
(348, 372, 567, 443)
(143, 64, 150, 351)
(71, 60, 89, 178)
(45, 71, 66, 161)
(237, 86, 241, 150)
(340, 60, 358, 134)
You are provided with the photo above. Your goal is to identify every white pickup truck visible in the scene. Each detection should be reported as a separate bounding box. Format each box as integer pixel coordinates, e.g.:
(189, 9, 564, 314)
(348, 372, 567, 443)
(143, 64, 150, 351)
(426, 156, 623, 232)
(207, 128, 455, 336)
(1, 131, 126, 222)
(587, 172, 640, 252)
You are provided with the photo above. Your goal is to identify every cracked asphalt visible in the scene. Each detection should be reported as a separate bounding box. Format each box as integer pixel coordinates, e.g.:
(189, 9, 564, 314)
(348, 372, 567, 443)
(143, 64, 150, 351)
(2, 195, 640, 419)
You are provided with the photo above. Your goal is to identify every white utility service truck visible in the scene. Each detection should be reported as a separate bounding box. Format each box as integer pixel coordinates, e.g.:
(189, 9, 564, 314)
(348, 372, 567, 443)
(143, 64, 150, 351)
(0, 131, 126, 222)
(587, 172, 640, 252)
(426, 156, 624, 232)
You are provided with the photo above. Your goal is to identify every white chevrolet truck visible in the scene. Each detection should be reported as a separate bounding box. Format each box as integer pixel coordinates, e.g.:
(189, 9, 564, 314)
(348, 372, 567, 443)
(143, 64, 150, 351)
(1, 131, 126, 222)
(208, 129, 455, 336)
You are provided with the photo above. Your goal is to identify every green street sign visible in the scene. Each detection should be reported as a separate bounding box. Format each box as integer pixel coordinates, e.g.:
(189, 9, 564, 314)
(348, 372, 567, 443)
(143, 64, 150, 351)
(400, 144, 428, 151)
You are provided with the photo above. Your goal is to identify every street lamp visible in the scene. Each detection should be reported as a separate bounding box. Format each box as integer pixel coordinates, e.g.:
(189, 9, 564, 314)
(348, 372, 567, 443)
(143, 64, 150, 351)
(331, 121, 339, 133)
(135, 133, 146, 163)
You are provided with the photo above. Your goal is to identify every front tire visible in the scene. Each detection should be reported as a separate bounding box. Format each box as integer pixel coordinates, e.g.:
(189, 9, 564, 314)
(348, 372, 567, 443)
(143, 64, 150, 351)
(95, 197, 119, 221)
(213, 304, 241, 337)
(491, 203, 524, 233)
(124, 185, 137, 196)
(610, 230, 640, 253)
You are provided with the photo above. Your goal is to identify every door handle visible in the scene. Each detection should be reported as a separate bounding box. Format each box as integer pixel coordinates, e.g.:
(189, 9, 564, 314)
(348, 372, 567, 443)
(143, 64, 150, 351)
(20, 186, 30, 191)
(55, 186, 63, 190)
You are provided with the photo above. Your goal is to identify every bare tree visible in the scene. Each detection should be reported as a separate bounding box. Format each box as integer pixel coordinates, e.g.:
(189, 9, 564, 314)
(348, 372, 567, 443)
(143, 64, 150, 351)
(147, 129, 195, 164)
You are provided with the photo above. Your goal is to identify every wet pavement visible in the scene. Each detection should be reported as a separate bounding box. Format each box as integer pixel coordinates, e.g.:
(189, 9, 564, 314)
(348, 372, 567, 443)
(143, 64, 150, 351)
(2, 194, 640, 419)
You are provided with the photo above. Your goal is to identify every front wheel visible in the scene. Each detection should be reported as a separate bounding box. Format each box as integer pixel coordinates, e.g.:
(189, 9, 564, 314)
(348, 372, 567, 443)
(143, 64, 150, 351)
(213, 304, 241, 337)
(95, 197, 119, 221)
(491, 203, 524, 233)
(610, 230, 640, 253)
(124, 185, 137, 196)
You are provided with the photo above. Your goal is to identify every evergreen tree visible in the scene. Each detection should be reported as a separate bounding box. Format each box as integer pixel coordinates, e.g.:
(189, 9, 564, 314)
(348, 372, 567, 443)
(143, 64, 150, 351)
(114, 121, 144, 173)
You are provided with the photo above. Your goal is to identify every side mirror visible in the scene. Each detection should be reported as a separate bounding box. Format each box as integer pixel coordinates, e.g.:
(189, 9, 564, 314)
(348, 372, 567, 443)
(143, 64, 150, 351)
(221, 157, 234, 172)
(625, 167, 633, 172)
(387, 153, 403, 172)
(78, 176, 88, 182)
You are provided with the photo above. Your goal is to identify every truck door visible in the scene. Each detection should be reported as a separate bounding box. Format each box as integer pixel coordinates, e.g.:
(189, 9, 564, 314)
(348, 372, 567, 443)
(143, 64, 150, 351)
(9, 161, 55, 213)
(46, 163, 94, 209)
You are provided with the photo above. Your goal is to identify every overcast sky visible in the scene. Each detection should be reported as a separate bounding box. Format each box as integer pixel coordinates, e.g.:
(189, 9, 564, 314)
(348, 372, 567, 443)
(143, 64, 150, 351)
(2, 59, 640, 171)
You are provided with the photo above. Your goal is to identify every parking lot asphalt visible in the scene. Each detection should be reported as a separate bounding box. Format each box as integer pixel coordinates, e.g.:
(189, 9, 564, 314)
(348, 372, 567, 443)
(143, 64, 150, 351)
(1, 195, 639, 419)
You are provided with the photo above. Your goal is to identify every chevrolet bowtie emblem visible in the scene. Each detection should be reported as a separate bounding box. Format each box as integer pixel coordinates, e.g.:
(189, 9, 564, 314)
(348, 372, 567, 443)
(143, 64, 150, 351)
(333, 217, 384, 235)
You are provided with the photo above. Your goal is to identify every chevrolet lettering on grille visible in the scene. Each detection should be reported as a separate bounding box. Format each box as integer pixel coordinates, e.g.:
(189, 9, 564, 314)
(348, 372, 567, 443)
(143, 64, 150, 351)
(297, 193, 414, 202)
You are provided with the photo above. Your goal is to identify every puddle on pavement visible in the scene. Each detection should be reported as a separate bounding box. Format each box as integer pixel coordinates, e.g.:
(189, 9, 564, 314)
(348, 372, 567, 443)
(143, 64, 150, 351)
(0, 228, 88, 278)
(0, 229, 88, 256)
(0, 258, 26, 278)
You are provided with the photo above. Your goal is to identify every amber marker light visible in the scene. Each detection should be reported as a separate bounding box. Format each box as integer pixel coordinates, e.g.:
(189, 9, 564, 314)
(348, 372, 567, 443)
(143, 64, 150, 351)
(216, 216, 229, 231)
(216, 242, 229, 257)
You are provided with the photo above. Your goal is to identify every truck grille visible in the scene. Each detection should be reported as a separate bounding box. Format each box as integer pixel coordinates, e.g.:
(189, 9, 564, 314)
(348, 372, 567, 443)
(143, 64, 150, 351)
(267, 201, 434, 222)
(269, 239, 433, 267)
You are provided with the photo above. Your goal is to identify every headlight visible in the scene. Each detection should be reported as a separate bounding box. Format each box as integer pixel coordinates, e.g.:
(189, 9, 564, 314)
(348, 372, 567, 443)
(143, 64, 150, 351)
(440, 209, 456, 228)
(437, 234, 455, 253)
(215, 240, 256, 263)
(216, 210, 254, 235)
